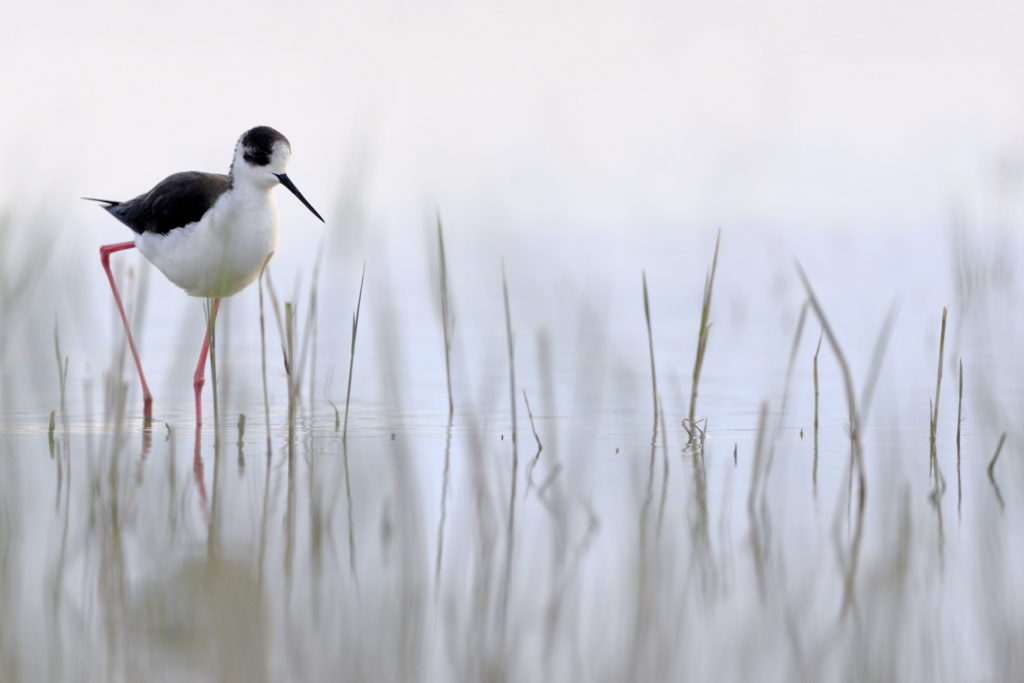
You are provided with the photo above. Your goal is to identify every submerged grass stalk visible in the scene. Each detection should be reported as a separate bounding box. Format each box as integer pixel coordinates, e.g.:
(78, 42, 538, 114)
(688, 229, 721, 428)
(523, 390, 544, 499)
(343, 264, 365, 443)
(747, 400, 770, 598)
(296, 244, 324, 410)
(523, 390, 542, 454)
(796, 263, 865, 501)
(437, 214, 455, 418)
(257, 256, 273, 456)
(779, 300, 809, 422)
(500, 265, 519, 637)
(329, 400, 340, 431)
(988, 432, 1007, 510)
(642, 272, 658, 439)
(956, 358, 964, 517)
(503, 267, 518, 445)
(859, 303, 898, 426)
(930, 307, 948, 441)
(285, 301, 296, 453)
(988, 432, 1006, 478)
(812, 331, 823, 493)
(813, 332, 823, 432)
(53, 320, 68, 425)
(264, 268, 287, 373)
(956, 359, 963, 449)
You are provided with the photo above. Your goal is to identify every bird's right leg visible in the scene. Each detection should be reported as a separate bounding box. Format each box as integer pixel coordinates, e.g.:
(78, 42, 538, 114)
(192, 298, 221, 426)
(100, 241, 153, 418)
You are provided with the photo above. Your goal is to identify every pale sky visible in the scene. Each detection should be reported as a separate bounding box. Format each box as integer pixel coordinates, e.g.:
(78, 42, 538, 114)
(2, 0, 1023, 237)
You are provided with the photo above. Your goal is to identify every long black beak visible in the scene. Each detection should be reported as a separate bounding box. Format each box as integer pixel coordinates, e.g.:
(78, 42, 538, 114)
(275, 173, 325, 223)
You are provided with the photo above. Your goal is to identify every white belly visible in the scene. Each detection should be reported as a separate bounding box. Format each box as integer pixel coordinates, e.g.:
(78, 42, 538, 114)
(135, 189, 280, 298)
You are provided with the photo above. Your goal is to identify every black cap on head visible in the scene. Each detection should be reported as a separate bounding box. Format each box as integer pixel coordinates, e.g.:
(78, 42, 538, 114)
(241, 126, 289, 166)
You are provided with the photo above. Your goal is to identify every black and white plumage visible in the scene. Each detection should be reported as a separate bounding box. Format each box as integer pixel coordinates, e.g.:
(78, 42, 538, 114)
(92, 126, 324, 424)
(90, 125, 323, 297)
(94, 171, 231, 236)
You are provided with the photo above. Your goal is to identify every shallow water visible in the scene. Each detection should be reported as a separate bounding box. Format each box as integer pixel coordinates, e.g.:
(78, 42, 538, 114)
(1, 219, 1023, 682)
(5, 0, 1024, 677)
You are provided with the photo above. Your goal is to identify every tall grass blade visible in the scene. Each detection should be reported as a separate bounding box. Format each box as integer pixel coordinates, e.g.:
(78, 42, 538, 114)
(503, 266, 517, 447)
(956, 358, 964, 448)
(437, 213, 455, 418)
(688, 229, 721, 428)
(434, 416, 453, 595)
(285, 301, 296, 457)
(930, 306, 948, 441)
(53, 319, 68, 427)
(779, 299, 809, 424)
(523, 390, 544, 498)
(988, 432, 1006, 511)
(796, 263, 865, 499)
(812, 331, 823, 495)
(859, 302, 898, 426)
(641, 271, 658, 439)
(956, 358, 964, 519)
(296, 242, 324, 409)
(797, 264, 868, 608)
(257, 255, 273, 456)
(343, 263, 366, 442)
(499, 265, 519, 640)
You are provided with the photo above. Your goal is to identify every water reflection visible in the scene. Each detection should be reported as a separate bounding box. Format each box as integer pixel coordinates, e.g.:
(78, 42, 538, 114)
(8, 389, 1020, 679)
(2, 225, 1024, 681)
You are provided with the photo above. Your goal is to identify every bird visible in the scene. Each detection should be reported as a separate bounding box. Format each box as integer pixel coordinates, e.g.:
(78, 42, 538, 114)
(88, 125, 324, 425)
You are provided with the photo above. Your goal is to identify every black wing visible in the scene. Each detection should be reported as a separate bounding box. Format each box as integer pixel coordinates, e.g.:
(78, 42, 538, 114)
(91, 171, 231, 235)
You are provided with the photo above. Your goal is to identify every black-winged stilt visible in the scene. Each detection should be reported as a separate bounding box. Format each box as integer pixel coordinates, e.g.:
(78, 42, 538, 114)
(89, 126, 324, 424)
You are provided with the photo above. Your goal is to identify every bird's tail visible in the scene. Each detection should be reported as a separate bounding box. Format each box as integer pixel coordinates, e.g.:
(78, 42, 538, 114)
(81, 196, 121, 206)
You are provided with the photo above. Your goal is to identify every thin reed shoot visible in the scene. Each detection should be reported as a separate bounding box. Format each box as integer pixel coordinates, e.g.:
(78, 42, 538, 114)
(796, 263, 865, 501)
(641, 271, 658, 439)
(779, 299, 809, 422)
(343, 263, 366, 442)
(523, 390, 542, 454)
(688, 228, 721, 428)
(930, 306, 948, 441)
(956, 359, 963, 449)
(813, 331, 823, 432)
(499, 265, 519, 639)
(956, 359, 964, 517)
(988, 432, 1007, 510)
(296, 243, 324, 408)
(502, 266, 517, 445)
(988, 432, 1007, 478)
(859, 303, 898, 426)
(257, 255, 274, 454)
(437, 214, 455, 418)
(285, 301, 297, 450)
(52, 320, 67, 424)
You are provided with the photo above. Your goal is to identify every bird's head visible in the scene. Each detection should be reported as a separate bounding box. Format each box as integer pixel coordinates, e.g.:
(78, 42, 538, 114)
(231, 126, 324, 222)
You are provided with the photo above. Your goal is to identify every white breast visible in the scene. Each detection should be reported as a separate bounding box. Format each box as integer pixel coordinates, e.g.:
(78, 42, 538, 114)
(135, 186, 280, 298)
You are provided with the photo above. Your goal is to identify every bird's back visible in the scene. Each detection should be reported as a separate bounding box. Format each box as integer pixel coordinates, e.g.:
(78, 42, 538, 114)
(104, 172, 231, 235)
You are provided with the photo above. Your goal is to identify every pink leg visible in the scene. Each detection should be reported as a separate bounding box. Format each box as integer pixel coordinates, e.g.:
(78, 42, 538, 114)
(193, 298, 221, 425)
(100, 241, 153, 418)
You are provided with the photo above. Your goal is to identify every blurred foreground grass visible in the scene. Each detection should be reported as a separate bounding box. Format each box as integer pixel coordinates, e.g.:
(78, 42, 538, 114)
(1, 203, 1023, 682)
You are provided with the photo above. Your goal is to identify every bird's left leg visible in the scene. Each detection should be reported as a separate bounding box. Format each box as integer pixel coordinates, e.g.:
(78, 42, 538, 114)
(193, 298, 221, 425)
(100, 241, 154, 418)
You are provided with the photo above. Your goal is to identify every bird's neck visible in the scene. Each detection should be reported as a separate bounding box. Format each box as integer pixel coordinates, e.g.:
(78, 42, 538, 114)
(229, 176, 273, 198)
(215, 179, 277, 233)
